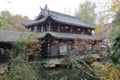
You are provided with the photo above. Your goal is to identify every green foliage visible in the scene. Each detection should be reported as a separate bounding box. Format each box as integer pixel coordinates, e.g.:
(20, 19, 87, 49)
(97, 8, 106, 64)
(110, 31, 120, 63)
(114, 7, 120, 26)
(4, 55, 37, 80)
(63, 49, 76, 68)
(0, 11, 14, 30)
(0, 11, 29, 31)
(38, 68, 98, 80)
(3, 41, 38, 80)
(110, 4, 120, 63)
(63, 49, 99, 80)
(83, 53, 97, 64)
(12, 42, 28, 59)
(2, 32, 43, 80)
(75, 0, 96, 25)
(110, 0, 120, 12)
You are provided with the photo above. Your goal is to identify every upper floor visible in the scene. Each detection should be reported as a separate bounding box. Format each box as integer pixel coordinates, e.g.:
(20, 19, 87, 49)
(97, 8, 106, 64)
(21, 7, 94, 36)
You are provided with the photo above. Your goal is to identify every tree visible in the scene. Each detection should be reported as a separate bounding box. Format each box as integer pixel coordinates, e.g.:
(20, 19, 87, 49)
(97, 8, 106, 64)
(75, 1, 96, 25)
(3, 33, 42, 80)
(0, 11, 14, 30)
(110, 1, 120, 63)
(11, 15, 27, 31)
(0, 11, 30, 31)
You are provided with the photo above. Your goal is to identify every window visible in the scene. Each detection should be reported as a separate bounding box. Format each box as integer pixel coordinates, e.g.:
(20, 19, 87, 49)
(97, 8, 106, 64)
(59, 43, 67, 55)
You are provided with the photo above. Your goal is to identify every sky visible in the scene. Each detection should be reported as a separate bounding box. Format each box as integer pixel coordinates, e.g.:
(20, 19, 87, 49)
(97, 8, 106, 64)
(0, 0, 111, 20)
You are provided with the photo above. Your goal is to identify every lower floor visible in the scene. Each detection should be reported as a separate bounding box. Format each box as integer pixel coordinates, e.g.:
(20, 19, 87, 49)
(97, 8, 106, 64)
(41, 38, 74, 57)
(0, 35, 103, 63)
(40, 35, 103, 58)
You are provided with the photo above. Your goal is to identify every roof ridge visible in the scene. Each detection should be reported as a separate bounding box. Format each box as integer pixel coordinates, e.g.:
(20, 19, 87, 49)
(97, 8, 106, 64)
(22, 8, 94, 28)
(48, 9, 92, 26)
(48, 9, 78, 19)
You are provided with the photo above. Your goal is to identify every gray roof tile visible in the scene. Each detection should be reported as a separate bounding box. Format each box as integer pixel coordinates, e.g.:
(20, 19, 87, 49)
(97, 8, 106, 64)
(37, 31, 103, 41)
(0, 30, 103, 42)
(21, 8, 94, 29)
(0, 30, 32, 42)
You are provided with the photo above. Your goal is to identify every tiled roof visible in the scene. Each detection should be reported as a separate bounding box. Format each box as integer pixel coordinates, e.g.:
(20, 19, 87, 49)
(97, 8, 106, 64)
(49, 11, 93, 28)
(21, 8, 94, 29)
(37, 31, 103, 41)
(21, 17, 47, 27)
(0, 30, 32, 42)
(0, 30, 103, 42)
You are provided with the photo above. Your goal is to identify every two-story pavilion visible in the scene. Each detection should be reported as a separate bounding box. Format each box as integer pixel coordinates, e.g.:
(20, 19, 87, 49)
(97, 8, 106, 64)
(21, 7, 102, 57)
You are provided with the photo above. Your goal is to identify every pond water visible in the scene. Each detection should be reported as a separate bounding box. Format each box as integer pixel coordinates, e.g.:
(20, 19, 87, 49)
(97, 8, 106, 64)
(38, 68, 98, 80)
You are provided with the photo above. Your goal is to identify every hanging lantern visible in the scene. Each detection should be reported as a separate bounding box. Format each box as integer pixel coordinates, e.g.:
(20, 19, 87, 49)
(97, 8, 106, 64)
(54, 40, 58, 44)
(47, 43, 50, 51)
(48, 43, 50, 47)
(65, 26, 68, 29)
(48, 47, 50, 51)
(88, 29, 91, 33)
(48, 25, 51, 31)
(58, 26, 60, 32)
(68, 41, 72, 44)
(48, 46, 50, 49)
(77, 28, 81, 31)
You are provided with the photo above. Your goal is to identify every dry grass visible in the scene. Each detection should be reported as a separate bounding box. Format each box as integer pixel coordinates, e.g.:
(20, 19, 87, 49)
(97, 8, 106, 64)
(92, 62, 120, 80)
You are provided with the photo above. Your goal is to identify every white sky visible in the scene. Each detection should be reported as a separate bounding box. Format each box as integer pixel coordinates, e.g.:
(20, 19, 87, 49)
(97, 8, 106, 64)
(0, 0, 111, 20)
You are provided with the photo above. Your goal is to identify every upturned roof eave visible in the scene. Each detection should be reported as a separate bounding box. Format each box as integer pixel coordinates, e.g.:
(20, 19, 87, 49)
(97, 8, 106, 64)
(21, 8, 94, 29)
(21, 16, 94, 29)
(0, 30, 103, 42)
(37, 31, 103, 41)
(20, 17, 47, 27)
(50, 16, 94, 29)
